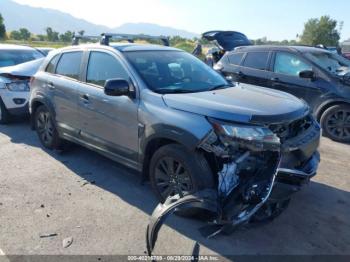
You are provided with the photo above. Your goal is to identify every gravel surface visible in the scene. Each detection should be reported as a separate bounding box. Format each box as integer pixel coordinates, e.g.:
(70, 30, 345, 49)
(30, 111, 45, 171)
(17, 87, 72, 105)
(0, 121, 349, 259)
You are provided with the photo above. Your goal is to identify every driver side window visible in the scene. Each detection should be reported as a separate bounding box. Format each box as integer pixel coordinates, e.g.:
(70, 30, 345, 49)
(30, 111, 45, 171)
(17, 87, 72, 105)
(274, 52, 312, 76)
(86, 52, 129, 87)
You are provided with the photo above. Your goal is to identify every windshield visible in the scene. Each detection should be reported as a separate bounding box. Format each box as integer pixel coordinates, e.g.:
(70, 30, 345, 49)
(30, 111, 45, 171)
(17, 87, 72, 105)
(123, 50, 229, 94)
(0, 49, 44, 68)
(305, 51, 350, 76)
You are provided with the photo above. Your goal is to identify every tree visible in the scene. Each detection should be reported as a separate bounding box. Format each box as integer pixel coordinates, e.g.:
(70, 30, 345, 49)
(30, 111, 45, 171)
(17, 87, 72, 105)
(46, 27, 59, 42)
(10, 30, 21, 40)
(300, 16, 341, 46)
(19, 28, 31, 40)
(78, 30, 85, 36)
(37, 34, 46, 41)
(0, 13, 6, 39)
(59, 30, 73, 42)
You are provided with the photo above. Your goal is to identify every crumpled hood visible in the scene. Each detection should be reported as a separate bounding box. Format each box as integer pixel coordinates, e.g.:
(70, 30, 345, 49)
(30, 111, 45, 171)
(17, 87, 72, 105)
(163, 83, 309, 124)
(0, 58, 44, 78)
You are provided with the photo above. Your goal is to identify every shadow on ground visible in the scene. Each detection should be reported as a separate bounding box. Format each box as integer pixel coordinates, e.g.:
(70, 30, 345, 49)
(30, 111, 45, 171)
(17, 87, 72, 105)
(1, 120, 350, 257)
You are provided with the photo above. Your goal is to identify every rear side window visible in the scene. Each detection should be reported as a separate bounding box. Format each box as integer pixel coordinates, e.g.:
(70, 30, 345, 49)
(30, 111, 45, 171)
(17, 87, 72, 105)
(228, 53, 244, 65)
(56, 52, 83, 80)
(242, 52, 269, 70)
(86, 52, 129, 87)
(45, 55, 60, 74)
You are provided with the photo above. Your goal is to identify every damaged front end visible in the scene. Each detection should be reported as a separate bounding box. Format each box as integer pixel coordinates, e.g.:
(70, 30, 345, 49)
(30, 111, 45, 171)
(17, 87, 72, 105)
(146, 114, 321, 255)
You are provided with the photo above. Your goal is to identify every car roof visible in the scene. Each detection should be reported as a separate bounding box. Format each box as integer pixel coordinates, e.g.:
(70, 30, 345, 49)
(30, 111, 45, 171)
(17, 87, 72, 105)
(56, 43, 181, 53)
(0, 43, 38, 51)
(110, 43, 180, 52)
(233, 45, 331, 54)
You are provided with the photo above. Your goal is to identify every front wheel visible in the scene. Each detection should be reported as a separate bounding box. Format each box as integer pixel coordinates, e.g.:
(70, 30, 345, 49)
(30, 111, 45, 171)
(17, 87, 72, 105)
(320, 104, 350, 143)
(149, 144, 214, 203)
(34, 105, 62, 149)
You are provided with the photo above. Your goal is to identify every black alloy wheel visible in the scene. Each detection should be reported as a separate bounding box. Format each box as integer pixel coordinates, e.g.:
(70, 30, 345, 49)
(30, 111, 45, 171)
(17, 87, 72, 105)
(154, 156, 193, 199)
(321, 104, 350, 142)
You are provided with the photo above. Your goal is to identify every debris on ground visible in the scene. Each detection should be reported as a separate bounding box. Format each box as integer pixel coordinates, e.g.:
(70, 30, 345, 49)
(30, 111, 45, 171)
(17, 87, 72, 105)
(62, 237, 73, 248)
(40, 204, 45, 208)
(81, 179, 96, 187)
(39, 233, 58, 238)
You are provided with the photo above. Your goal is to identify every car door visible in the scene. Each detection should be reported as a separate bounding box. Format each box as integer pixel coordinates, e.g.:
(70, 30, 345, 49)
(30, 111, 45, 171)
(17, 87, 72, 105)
(220, 52, 245, 81)
(238, 51, 273, 87)
(269, 51, 324, 109)
(46, 51, 83, 135)
(78, 50, 139, 164)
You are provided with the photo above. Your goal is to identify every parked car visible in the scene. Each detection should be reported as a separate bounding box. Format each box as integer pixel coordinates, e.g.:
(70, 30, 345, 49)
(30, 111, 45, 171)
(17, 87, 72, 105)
(201, 31, 251, 66)
(0, 44, 44, 123)
(30, 39, 320, 225)
(0, 44, 44, 68)
(216, 45, 350, 142)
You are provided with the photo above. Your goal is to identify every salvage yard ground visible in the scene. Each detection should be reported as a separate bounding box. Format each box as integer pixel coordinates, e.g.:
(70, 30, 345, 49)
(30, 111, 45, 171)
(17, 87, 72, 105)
(0, 120, 350, 259)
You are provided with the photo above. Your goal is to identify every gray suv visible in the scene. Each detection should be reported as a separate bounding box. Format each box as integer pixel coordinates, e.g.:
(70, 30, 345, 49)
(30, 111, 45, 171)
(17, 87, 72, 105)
(30, 39, 321, 223)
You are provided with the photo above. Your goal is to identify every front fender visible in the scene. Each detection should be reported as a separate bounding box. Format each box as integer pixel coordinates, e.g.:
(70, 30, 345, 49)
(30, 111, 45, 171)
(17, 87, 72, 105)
(315, 98, 350, 120)
(141, 124, 203, 152)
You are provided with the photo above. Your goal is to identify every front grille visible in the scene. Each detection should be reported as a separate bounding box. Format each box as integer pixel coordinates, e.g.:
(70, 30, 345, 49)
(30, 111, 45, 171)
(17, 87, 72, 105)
(269, 114, 313, 142)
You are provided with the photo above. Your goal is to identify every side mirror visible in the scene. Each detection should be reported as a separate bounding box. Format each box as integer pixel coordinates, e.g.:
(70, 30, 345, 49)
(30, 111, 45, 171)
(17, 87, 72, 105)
(104, 79, 130, 97)
(299, 70, 315, 80)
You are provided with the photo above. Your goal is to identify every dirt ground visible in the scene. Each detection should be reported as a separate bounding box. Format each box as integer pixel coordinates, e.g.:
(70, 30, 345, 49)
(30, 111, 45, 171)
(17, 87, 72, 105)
(0, 120, 349, 260)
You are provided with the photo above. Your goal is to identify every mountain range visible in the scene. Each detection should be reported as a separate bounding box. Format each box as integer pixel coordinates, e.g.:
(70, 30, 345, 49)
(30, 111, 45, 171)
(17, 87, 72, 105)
(0, 0, 198, 39)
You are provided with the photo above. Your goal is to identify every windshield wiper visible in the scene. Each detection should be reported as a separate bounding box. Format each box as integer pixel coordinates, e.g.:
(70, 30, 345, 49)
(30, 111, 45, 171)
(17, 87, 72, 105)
(209, 84, 233, 91)
(157, 89, 195, 94)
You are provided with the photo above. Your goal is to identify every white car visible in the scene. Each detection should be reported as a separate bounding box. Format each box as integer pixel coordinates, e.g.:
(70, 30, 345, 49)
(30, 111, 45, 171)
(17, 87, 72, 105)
(0, 44, 44, 124)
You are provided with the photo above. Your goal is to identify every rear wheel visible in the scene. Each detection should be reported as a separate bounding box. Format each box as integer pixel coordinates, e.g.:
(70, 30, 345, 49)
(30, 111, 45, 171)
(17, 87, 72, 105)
(149, 144, 214, 203)
(34, 105, 62, 149)
(0, 97, 11, 124)
(320, 104, 350, 143)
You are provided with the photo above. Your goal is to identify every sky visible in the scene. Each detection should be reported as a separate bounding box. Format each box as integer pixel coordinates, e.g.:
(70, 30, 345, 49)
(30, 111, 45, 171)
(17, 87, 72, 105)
(12, 0, 350, 41)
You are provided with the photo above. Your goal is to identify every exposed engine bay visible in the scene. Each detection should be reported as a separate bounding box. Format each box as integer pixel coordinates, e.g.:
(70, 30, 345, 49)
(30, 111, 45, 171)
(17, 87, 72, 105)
(146, 114, 321, 256)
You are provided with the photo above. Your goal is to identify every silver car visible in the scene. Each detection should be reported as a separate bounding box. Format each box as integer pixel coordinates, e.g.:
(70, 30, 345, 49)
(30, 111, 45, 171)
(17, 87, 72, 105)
(29, 40, 320, 225)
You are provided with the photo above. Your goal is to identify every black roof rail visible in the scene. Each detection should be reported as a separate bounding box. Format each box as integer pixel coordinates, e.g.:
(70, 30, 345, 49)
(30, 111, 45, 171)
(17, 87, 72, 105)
(100, 33, 170, 46)
(71, 33, 100, 45)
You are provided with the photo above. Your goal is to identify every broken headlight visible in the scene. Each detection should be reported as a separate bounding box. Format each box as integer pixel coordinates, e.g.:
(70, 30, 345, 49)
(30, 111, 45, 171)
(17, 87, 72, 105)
(6, 81, 30, 92)
(208, 118, 281, 151)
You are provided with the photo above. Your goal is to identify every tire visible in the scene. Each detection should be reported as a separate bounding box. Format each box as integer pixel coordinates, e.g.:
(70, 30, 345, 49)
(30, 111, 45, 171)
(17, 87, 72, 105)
(34, 105, 62, 149)
(0, 97, 11, 124)
(149, 144, 214, 203)
(320, 104, 350, 143)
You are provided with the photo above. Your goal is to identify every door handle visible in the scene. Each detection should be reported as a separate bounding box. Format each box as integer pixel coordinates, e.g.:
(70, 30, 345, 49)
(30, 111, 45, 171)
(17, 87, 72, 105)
(270, 77, 282, 87)
(237, 71, 245, 77)
(46, 82, 55, 90)
(81, 94, 90, 104)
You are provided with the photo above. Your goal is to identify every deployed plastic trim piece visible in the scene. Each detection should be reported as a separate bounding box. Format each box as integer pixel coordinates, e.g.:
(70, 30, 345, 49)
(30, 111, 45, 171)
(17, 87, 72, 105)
(146, 190, 218, 256)
(100, 33, 170, 46)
